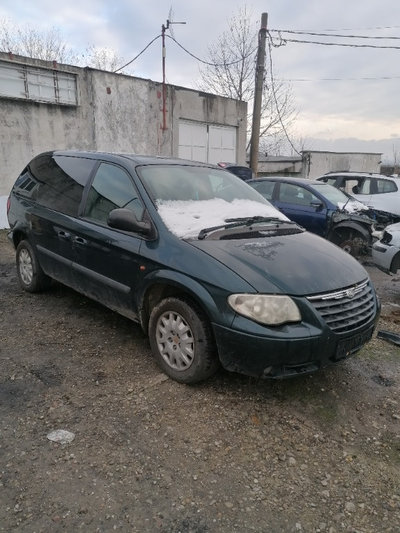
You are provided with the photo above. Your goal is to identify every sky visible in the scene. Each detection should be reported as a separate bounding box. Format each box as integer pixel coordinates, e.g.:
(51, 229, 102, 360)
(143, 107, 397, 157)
(1, 0, 400, 163)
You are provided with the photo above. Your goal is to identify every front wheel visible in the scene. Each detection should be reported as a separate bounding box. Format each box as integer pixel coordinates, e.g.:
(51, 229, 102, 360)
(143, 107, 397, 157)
(331, 229, 368, 257)
(148, 297, 219, 384)
(390, 251, 400, 274)
(16, 240, 51, 292)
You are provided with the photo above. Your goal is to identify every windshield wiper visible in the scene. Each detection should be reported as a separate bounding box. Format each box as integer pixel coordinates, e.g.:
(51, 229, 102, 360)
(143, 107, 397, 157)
(198, 216, 291, 240)
(225, 216, 287, 224)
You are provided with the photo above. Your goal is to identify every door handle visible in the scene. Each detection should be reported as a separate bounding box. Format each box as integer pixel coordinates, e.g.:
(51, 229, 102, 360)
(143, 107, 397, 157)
(58, 230, 71, 240)
(73, 237, 87, 246)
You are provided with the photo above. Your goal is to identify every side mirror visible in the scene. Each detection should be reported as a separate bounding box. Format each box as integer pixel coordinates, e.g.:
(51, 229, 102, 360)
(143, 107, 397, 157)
(107, 208, 151, 235)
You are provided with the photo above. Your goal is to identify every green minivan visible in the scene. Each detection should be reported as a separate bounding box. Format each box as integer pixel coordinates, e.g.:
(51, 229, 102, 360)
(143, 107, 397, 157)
(7, 151, 380, 383)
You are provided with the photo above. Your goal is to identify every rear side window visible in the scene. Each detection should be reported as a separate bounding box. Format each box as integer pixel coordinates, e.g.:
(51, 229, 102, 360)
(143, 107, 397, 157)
(83, 163, 144, 224)
(375, 178, 397, 194)
(29, 154, 96, 216)
(250, 180, 275, 200)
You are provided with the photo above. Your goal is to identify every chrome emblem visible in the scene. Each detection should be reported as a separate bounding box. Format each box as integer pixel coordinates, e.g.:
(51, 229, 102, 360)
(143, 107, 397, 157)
(345, 287, 357, 298)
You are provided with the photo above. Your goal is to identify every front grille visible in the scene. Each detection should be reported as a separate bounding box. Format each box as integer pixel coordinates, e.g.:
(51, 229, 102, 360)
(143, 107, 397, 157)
(307, 280, 375, 333)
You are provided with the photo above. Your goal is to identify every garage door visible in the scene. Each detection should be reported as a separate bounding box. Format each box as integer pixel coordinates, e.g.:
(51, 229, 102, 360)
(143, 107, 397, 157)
(178, 121, 236, 164)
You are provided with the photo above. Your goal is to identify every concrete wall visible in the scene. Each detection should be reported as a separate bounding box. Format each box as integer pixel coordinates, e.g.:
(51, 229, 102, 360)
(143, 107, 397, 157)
(302, 151, 382, 179)
(256, 157, 303, 177)
(0, 53, 247, 196)
(249, 151, 382, 179)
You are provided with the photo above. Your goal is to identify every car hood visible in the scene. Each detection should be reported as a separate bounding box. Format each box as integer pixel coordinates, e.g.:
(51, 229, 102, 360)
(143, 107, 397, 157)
(189, 231, 368, 296)
(338, 199, 369, 214)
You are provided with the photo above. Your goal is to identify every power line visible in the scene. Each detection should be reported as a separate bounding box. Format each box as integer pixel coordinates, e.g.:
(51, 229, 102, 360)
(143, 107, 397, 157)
(279, 25, 400, 32)
(270, 29, 400, 40)
(277, 75, 400, 82)
(113, 33, 258, 74)
(113, 34, 161, 73)
(266, 37, 300, 156)
(274, 37, 400, 50)
(166, 34, 257, 66)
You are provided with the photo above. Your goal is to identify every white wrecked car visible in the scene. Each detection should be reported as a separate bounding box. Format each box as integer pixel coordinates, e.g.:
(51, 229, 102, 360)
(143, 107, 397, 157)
(372, 222, 400, 273)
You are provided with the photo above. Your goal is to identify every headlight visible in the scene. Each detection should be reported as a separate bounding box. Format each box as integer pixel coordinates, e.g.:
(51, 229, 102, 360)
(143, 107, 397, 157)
(228, 294, 301, 326)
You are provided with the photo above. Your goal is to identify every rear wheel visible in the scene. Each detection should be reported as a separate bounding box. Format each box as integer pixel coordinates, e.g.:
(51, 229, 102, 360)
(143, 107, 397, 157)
(16, 240, 51, 292)
(148, 297, 219, 384)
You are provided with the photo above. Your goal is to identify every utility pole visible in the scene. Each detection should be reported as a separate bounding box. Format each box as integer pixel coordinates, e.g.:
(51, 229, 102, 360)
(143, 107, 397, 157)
(161, 18, 186, 131)
(161, 20, 169, 131)
(249, 12, 268, 176)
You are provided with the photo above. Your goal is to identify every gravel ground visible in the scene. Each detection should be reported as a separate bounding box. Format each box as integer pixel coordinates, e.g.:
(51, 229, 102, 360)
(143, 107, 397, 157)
(0, 229, 400, 533)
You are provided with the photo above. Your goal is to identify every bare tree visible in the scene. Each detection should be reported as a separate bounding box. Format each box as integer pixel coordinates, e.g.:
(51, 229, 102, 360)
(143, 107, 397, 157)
(0, 18, 77, 63)
(198, 6, 298, 156)
(84, 45, 124, 72)
(0, 18, 126, 72)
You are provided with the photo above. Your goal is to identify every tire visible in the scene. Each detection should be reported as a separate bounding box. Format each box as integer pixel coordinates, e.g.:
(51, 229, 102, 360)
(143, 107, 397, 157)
(390, 252, 400, 274)
(148, 297, 219, 384)
(16, 240, 51, 292)
(332, 229, 367, 257)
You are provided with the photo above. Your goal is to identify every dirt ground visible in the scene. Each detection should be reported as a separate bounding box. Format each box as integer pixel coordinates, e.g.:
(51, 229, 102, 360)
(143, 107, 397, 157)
(1, 229, 400, 533)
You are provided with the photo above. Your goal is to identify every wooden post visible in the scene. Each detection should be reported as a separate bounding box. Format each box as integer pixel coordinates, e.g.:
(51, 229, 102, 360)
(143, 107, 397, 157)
(249, 13, 268, 176)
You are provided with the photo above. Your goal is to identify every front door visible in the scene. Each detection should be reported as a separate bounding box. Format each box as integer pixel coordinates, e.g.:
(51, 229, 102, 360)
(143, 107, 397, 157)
(72, 162, 147, 319)
(275, 183, 328, 237)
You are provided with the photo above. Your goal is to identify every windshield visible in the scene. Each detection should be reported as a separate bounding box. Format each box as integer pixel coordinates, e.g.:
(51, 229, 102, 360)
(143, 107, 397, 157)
(311, 183, 367, 211)
(138, 165, 288, 238)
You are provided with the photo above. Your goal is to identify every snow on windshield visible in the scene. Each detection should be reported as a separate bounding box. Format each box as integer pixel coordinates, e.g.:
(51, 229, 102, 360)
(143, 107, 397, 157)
(157, 198, 288, 239)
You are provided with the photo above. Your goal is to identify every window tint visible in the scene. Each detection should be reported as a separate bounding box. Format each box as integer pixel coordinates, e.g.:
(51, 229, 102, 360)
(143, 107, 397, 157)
(55, 156, 95, 187)
(278, 183, 319, 206)
(375, 178, 397, 193)
(340, 179, 362, 195)
(250, 180, 275, 200)
(322, 178, 337, 186)
(311, 183, 350, 206)
(358, 179, 370, 194)
(84, 163, 144, 224)
(139, 165, 268, 205)
(30, 154, 95, 216)
(13, 168, 38, 198)
(339, 177, 397, 195)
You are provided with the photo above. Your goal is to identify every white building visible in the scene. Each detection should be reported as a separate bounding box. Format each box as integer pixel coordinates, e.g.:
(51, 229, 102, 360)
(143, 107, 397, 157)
(0, 52, 248, 198)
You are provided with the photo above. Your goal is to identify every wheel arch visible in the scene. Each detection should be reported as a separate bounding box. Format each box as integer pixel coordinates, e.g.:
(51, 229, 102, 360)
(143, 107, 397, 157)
(390, 250, 400, 274)
(329, 220, 371, 242)
(137, 270, 225, 335)
(9, 228, 28, 249)
(328, 220, 372, 256)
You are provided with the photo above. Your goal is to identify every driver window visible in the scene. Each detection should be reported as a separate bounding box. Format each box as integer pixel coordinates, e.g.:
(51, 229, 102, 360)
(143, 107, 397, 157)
(359, 179, 371, 194)
(84, 163, 144, 224)
(279, 184, 318, 206)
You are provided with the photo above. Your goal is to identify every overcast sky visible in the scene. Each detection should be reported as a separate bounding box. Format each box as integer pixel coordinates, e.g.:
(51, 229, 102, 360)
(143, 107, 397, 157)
(1, 0, 400, 161)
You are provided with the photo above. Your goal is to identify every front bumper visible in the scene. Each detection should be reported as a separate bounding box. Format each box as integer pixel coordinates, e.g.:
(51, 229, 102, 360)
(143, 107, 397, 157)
(212, 313, 379, 379)
(372, 241, 398, 272)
